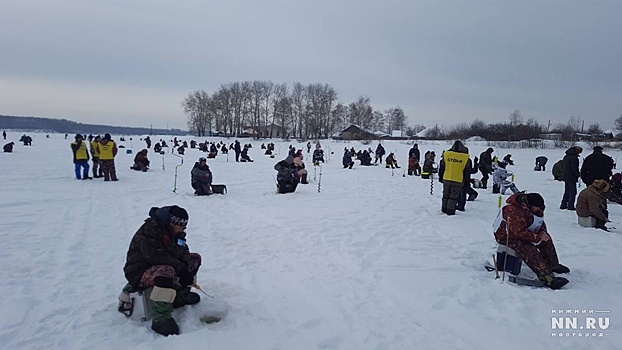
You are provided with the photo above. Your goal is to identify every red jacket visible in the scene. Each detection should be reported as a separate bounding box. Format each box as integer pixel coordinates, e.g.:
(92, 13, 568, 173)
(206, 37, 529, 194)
(494, 193, 546, 244)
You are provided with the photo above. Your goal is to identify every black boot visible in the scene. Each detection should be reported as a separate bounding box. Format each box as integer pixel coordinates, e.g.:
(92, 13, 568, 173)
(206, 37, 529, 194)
(151, 316, 179, 336)
(173, 287, 201, 308)
(540, 274, 569, 290)
(551, 264, 570, 274)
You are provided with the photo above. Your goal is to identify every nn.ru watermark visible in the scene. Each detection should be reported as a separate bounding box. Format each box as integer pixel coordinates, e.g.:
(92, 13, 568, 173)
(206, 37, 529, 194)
(551, 309, 611, 338)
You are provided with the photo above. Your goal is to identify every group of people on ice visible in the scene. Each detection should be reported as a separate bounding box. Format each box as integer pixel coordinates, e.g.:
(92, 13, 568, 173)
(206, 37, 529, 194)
(70, 133, 120, 181)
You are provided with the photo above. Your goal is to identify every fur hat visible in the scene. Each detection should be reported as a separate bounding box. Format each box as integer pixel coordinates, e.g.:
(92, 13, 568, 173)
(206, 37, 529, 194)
(593, 146, 603, 152)
(104, 133, 112, 140)
(591, 179, 610, 193)
(526, 193, 545, 208)
(75, 134, 83, 141)
(169, 206, 189, 226)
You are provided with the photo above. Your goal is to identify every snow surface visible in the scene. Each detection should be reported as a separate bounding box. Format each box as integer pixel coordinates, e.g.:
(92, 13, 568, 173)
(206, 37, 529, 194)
(1, 132, 621, 350)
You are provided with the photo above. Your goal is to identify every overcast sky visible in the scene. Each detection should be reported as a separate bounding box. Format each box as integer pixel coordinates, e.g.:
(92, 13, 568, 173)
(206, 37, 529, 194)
(1, 0, 621, 131)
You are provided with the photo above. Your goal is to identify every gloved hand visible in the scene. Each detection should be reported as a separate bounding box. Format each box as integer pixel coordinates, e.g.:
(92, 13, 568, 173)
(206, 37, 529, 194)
(178, 269, 195, 286)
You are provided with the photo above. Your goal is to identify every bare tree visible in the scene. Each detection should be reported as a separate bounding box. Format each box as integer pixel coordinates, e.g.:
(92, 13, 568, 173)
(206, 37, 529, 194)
(509, 110, 523, 126)
(348, 96, 373, 130)
(587, 123, 602, 135)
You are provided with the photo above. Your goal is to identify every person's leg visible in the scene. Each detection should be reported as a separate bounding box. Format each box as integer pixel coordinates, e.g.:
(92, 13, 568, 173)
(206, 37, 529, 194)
(82, 162, 90, 179)
(507, 240, 552, 277)
(101, 160, 111, 181)
(140, 265, 179, 336)
(456, 186, 467, 211)
(74, 163, 81, 179)
(110, 161, 118, 181)
(560, 181, 570, 209)
(446, 183, 462, 214)
(441, 183, 450, 214)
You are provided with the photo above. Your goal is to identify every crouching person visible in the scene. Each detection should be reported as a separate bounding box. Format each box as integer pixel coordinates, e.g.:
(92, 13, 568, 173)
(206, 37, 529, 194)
(130, 149, 150, 171)
(191, 157, 213, 195)
(576, 179, 611, 231)
(275, 155, 299, 193)
(493, 192, 570, 289)
(118, 206, 201, 336)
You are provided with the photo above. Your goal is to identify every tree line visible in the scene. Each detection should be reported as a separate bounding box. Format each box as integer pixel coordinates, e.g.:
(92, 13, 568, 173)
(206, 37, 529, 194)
(182, 81, 413, 138)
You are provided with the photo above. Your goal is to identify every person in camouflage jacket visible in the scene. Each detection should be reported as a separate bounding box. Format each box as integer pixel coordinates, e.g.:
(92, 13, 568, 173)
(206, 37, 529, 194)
(118, 205, 202, 336)
(493, 192, 570, 289)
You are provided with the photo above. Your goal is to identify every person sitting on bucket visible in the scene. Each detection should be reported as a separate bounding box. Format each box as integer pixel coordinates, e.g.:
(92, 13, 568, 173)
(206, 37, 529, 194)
(191, 157, 213, 195)
(275, 155, 299, 193)
(118, 205, 202, 336)
(493, 192, 570, 290)
(130, 149, 150, 172)
(576, 179, 611, 231)
(385, 152, 400, 169)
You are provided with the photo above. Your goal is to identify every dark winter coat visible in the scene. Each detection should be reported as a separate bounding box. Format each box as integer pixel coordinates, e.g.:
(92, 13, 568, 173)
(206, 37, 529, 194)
(408, 146, 420, 161)
(478, 148, 493, 175)
(133, 149, 150, 167)
(343, 151, 353, 167)
(375, 144, 385, 157)
(422, 152, 436, 173)
(191, 162, 212, 186)
(124, 206, 192, 287)
(580, 150, 614, 186)
(234, 141, 241, 154)
(562, 147, 581, 182)
(275, 156, 298, 182)
(3, 142, 14, 153)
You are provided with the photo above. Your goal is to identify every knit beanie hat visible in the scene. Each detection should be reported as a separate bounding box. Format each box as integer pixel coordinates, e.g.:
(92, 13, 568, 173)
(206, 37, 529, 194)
(526, 193, 545, 208)
(169, 206, 189, 226)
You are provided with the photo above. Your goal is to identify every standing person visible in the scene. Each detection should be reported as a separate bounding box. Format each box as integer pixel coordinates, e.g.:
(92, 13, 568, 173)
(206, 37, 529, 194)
(560, 146, 582, 210)
(438, 141, 469, 215)
(478, 147, 494, 189)
(117, 206, 201, 336)
(191, 157, 213, 195)
(576, 179, 611, 231)
(234, 140, 241, 162)
(580, 146, 614, 186)
(99, 133, 118, 181)
(90, 135, 102, 178)
(2, 130, 6, 140)
(374, 143, 385, 164)
(493, 192, 570, 289)
(70, 134, 91, 180)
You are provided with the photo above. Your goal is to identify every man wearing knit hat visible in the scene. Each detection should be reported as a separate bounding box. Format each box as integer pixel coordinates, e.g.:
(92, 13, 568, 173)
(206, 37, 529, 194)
(118, 205, 202, 336)
(493, 192, 570, 289)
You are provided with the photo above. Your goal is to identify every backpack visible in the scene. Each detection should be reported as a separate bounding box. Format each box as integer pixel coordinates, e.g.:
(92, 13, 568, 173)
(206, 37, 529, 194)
(552, 160, 564, 181)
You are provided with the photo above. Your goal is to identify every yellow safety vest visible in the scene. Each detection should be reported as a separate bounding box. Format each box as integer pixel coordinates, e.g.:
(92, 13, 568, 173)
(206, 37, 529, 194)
(71, 141, 89, 161)
(99, 141, 116, 160)
(90, 141, 100, 157)
(442, 150, 469, 183)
